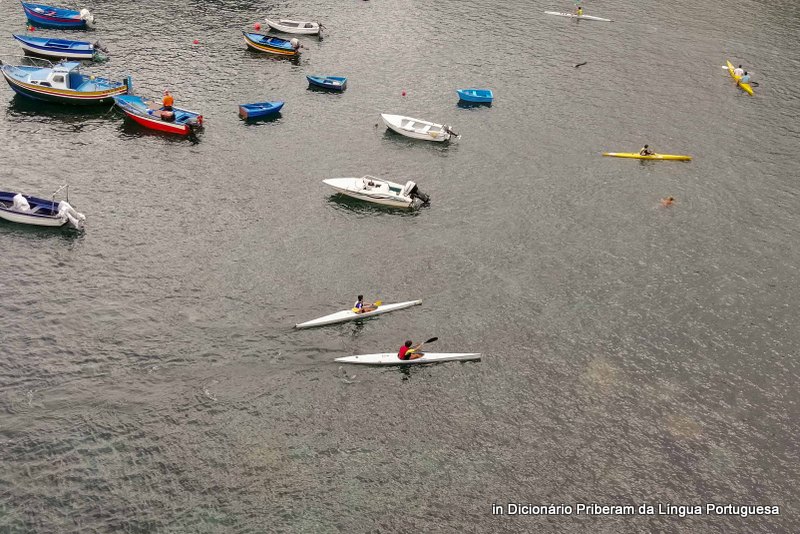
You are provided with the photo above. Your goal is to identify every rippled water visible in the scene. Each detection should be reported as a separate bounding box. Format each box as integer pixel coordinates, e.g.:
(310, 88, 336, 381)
(1, 0, 798, 531)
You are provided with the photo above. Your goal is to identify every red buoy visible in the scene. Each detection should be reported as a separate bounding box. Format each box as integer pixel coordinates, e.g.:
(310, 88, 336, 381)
(254, 22, 261, 30)
(401, 90, 406, 96)
(193, 39, 199, 45)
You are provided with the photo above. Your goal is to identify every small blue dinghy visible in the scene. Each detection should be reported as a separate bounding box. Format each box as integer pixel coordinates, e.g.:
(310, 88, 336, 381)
(456, 88, 493, 103)
(239, 100, 284, 119)
(306, 75, 347, 91)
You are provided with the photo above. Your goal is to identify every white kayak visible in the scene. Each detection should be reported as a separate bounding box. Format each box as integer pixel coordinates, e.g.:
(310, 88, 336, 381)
(381, 113, 458, 142)
(295, 299, 422, 329)
(544, 11, 612, 22)
(335, 352, 481, 365)
(323, 176, 429, 209)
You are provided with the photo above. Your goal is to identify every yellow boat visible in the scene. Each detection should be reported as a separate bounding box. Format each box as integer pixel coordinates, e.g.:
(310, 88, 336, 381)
(726, 60, 754, 96)
(602, 152, 692, 161)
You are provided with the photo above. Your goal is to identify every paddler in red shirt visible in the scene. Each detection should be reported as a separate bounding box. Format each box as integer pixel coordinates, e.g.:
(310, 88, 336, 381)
(398, 340, 425, 361)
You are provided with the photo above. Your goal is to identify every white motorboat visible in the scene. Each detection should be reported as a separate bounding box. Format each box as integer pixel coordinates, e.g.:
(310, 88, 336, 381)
(380, 113, 458, 142)
(0, 185, 85, 229)
(335, 353, 481, 366)
(323, 176, 430, 208)
(295, 299, 422, 329)
(265, 18, 321, 35)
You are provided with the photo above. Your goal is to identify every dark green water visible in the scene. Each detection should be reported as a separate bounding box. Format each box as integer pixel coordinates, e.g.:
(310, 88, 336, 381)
(0, 0, 798, 532)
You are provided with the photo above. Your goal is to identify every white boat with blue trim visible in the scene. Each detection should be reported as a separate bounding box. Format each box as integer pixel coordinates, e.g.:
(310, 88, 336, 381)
(0, 185, 85, 229)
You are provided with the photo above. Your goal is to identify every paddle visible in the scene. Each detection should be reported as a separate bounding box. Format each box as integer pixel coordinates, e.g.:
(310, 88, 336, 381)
(575, 61, 587, 68)
(411, 336, 438, 353)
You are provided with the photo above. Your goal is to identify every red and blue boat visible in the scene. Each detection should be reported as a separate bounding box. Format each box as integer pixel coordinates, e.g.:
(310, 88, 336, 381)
(1, 61, 129, 105)
(21, 2, 95, 29)
(242, 31, 299, 56)
(114, 94, 203, 136)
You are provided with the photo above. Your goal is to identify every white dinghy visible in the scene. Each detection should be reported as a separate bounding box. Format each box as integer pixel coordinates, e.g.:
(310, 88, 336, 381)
(335, 353, 481, 366)
(295, 299, 422, 329)
(265, 18, 321, 35)
(381, 114, 458, 142)
(323, 176, 430, 209)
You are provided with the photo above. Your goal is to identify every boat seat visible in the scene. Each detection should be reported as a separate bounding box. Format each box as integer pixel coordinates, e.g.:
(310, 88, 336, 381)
(420, 124, 432, 134)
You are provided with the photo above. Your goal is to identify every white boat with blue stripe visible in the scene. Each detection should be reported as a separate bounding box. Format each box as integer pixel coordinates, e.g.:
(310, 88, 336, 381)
(0, 185, 85, 229)
(12, 34, 106, 60)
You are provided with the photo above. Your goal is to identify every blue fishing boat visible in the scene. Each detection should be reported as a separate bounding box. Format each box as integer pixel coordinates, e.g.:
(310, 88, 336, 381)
(1, 61, 129, 105)
(12, 34, 104, 60)
(306, 75, 347, 91)
(242, 31, 299, 56)
(239, 101, 284, 120)
(114, 94, 203, 136)
(21, 2, 94, 29)
(456, 88, 494, 103)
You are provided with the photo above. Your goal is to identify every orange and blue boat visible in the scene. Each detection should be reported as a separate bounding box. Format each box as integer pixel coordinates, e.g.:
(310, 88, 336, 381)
(1, 61, 129, 105)
(242, 31, 299, 56)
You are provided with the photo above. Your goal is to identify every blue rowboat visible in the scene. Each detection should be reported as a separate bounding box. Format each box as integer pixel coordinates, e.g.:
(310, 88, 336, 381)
(21, 2, 94, 29)
(456, 88, 494, 103)
(12, 34, 102, 60)
(242, 31, 299, 56)
(306, 75, 347, 91)
(239, 101, 284, 120)
(1, 61, 129, 105)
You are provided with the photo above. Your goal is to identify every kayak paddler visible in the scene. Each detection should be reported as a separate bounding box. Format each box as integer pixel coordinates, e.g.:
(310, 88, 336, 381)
(740, 72, 751, 84)
(575, 5, 583, 15)
(398, 340, 425, 361)
(661, 196, 675, 207)
(353, 295, 377, 314)
(640, 144, 655, 156)
(733, 65, 745, 77)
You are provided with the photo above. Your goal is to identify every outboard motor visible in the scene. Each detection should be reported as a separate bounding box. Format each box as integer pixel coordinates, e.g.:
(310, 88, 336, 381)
(444, 126, 459, 139)
(404, 181, 430, 205)
(79, 8, 95, 27)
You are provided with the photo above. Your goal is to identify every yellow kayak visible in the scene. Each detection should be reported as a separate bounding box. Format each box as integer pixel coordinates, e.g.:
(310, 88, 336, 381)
(602, 152, 692, 161)
(726, 60, 754, 96)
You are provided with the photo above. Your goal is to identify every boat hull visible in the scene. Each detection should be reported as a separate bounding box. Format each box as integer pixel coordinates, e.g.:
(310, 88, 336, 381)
(335, 352, 481, 366)
(602, 152, 692, 161)
(544, 11, 612, 21)
(13, 35, 94, 60)
(295, 300, 422, 329)
(265, 18, 320, 35)
(726, 60, 754, 96)
(381, 113, 452, 142)
(22, 2, 90, 29)
(242, 31, 298, 56)
(1, 66, 127, 105)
